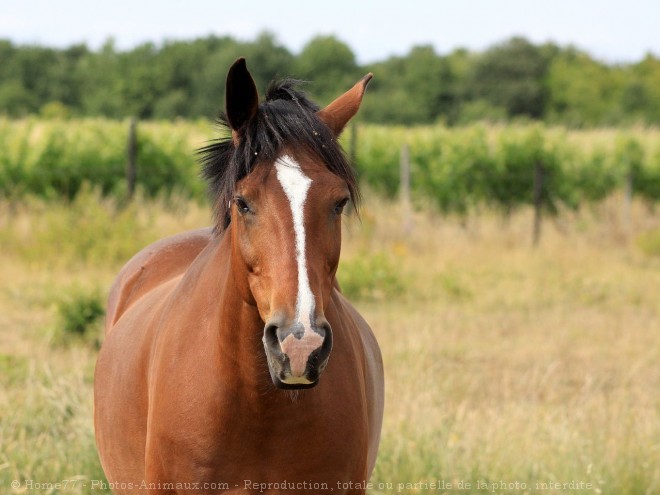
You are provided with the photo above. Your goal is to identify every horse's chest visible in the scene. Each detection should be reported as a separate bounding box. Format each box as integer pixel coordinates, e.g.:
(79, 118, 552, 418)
(166, 389, 369, 488)
(220, 394, 366, 462)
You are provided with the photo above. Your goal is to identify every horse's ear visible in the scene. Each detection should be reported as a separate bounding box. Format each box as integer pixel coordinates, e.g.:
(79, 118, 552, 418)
(226, 58, 259, 140)
(317, 73, 373, 136)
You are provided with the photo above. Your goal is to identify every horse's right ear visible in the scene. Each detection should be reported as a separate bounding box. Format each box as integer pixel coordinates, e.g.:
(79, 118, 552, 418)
(317, 73, 373, 136)
(226, 58, 258, 142)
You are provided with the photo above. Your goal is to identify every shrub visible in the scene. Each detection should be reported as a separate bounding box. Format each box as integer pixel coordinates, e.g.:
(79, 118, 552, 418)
(338, 252, 406, 301)
(55, 289, 105, 346)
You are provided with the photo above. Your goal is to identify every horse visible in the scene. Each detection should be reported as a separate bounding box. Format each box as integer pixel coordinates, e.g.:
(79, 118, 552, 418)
(94, 58, 384, 494)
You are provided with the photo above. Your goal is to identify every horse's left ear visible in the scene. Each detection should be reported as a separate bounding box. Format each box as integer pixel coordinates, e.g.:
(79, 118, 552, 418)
(317, 73, 373, 136)
(226, 58, 259, 142)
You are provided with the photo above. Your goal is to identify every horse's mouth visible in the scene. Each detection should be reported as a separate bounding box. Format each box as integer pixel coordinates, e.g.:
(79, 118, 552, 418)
(273, 376, 319, 390)
(268, 364, 320, 390)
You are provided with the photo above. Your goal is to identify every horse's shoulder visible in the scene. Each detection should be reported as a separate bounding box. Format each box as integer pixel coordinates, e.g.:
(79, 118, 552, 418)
(330, 286, 384, 476)
(105, 227, 213, 332)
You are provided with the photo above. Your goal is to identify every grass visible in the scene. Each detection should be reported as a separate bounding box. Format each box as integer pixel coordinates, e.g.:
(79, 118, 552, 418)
(0, 191, 658, 494)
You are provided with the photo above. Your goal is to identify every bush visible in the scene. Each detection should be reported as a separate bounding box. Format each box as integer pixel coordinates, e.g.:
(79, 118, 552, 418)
(338, 252, 406, 301)
(55, 289, 105, 346)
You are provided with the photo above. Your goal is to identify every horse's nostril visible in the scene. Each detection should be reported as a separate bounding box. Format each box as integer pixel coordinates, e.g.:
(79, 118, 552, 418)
(320, 322, 333, 353)
(263, 323, 279, 347)
(315, 319, 332, 340)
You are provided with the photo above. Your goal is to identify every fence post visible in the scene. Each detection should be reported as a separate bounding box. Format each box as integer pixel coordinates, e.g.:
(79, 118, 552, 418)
(126, 117, 137, 200)
(623, 166, 633, 234)
(400, 142, 412, 234)
(532, 161, 544, 247)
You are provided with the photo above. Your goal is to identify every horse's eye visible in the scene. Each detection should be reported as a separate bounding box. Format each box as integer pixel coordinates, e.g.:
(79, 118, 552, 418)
(234, 197, 251, 214)
(334, 197, 350, 215)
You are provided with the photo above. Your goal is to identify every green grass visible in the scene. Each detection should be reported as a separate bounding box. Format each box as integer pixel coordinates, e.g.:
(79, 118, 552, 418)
(0, 192, 658, 494)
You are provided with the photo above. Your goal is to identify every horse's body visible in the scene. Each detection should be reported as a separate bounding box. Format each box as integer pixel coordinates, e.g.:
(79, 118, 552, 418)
(95, 59, 383, 494)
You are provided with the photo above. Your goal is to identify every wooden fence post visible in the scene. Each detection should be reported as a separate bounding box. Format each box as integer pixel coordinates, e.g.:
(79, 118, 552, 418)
(623, 166, 633, 234)
(532, 161, 544, 247)
(400, 142, 412, 234)
(126, 117, 137, 200)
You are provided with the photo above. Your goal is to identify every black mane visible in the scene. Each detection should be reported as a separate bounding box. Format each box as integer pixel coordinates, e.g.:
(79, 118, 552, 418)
(199, 79, 360, 231)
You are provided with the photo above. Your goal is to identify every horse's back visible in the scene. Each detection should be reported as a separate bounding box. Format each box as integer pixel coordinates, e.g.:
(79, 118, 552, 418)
(105, 227, 213, 334)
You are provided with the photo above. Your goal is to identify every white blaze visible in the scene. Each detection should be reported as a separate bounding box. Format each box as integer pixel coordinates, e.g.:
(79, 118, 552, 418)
(274, 156, 321, 377)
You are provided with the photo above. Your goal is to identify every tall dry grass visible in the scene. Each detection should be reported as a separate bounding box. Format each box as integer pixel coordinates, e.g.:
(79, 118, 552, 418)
(347, 195, 659, 494)
(0, 191, 658, 494)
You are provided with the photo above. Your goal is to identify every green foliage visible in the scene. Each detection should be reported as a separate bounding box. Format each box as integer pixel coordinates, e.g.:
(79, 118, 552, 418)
(56, 289, 105, 344)
(546, 49, 626, 126)
(295, 35, 358, 105)
(355, 123, 659, 213)
(623, 55, 660, 123)
(491, 125, 575, 212)
(2, 34, 660, 125)
(338, 252, 406, 301)
(1, 119, 659, 216)
(350, 125, 405, 197)
(0, 118, 205, 200)
(412, 126, 496, 213)
(627, 139, 660, 202)
(455, 99, 508, 125)
(570, 147, 619, 203)
(362, 45, 455, 124)
(471, 37, 552, 119)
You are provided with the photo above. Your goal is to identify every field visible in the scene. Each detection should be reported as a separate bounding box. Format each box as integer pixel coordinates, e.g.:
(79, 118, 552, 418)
(0, 187, 658, 494)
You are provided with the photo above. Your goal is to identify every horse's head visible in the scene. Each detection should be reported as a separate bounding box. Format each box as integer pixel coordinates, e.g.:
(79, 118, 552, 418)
(201, 59, 371, 389)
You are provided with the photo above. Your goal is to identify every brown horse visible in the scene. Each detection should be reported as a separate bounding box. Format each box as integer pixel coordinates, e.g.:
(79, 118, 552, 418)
(94, 59, 384, 494)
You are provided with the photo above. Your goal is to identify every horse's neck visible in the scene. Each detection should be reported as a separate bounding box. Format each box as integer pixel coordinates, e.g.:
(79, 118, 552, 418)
(186, 229, 269, 391)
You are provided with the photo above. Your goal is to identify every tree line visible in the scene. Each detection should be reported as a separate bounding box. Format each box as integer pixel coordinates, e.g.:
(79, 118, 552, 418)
(1, 33, 659, 126)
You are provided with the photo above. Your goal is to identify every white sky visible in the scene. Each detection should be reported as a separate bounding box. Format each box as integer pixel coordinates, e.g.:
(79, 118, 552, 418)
(1, 0, 658, 64)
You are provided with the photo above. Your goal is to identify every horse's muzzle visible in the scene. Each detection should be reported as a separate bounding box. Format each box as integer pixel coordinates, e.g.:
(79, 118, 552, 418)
(262, 316, 333, 389)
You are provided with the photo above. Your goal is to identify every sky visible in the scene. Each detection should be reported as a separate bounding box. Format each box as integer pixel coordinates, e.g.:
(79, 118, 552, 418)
(1, 0, 659, 64)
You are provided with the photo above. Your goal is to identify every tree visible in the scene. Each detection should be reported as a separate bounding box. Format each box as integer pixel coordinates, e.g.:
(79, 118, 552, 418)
(188, 33, 293, 118)
(546, 48, 625, 125)
(295, 35, 359, 104)
(239, 32, 294, 93)
(0, 34, 657, 125)
(75, 39, 124, 117)
(470, 37, 552, 119)
(361, 45, 454, 124)
(621, 54, 660, 124)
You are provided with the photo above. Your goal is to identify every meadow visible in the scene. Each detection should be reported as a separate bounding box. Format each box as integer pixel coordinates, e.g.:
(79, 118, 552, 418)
(0, 185, 658, 494)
